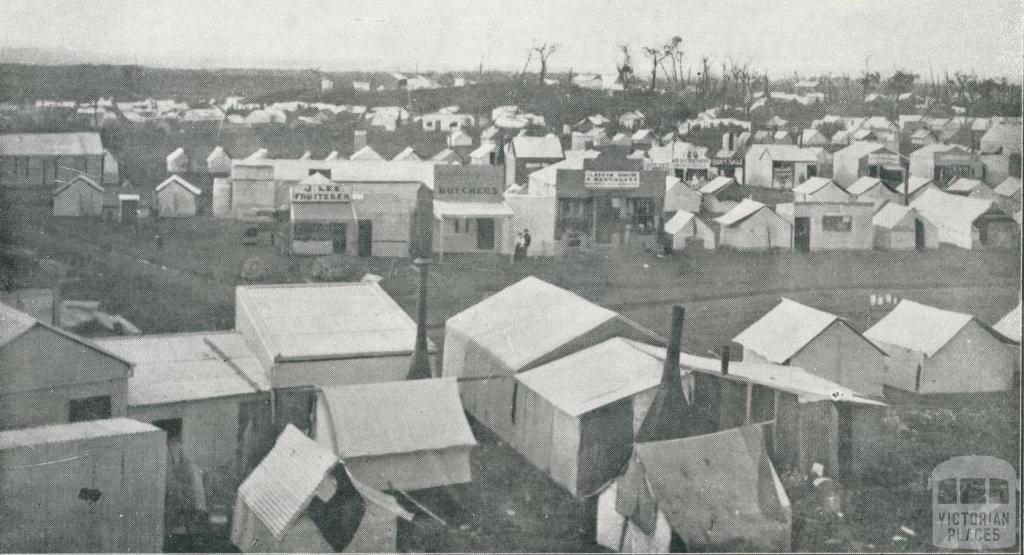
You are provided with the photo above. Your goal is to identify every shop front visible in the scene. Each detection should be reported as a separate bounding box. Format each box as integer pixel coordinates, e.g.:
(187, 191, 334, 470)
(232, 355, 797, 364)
(432, 166, 513, 257)
(289, 175, 357, 256)
(933, 150, 982, 186)
(863, 150, 906, 188)
(554, 154, 666, 247)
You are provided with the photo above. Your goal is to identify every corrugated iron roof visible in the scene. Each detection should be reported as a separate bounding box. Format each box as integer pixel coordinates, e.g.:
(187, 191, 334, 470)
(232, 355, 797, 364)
(95, 331, 269, 406)
(864, 299, 974, 356)
(0, 418, 160, 449)
(0, 132, 103, 156)
(0, 301, 38, 347)
(733, 298, 840, 364)
(515, 337, 662, 416)
(318, 377, 476, 458)
(236, 282, 422, 362)
(235, 425, 339, 540)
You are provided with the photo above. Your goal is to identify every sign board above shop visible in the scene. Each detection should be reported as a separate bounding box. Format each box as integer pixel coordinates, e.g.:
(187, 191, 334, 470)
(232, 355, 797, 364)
(584, 170, 640, 189)
(867, 151, 901, 166)
(935, 151, 978, 166)
(290, 182, 352, 203)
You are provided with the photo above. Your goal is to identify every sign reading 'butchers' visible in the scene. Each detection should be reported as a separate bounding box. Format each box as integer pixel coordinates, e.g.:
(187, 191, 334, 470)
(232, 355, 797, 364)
(291, 183, 351, 203)
(584, 170, 640, 189)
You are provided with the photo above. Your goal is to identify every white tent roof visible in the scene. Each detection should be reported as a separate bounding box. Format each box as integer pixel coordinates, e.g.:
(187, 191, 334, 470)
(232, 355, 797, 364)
(391, 147, 421, 162)
(511, 134, 564, 159)
(470, 143, 497, 158)
(911, 188, 996, 229)
(946, 178, 989, 194)
(445, 276, 621, 371)
(700, 176, 737, 194)
(664, 210, 700, 235)
(864, 299, 974, 356)
(873, 203, 916, 230)
(993, 303, 1021, 343)
(994, 177, 1022, 197)
(350, 145, 384, 161)
(714, 199, 768, 226)
(318, 378, 476, 458)
(733, 298, 842, 364)
(847, 176, 884, 196)
(893, 176, 934, 196)
(155, 175, 201, 195)
(792, 177, 839, 195)
(515, 337, 662, 417)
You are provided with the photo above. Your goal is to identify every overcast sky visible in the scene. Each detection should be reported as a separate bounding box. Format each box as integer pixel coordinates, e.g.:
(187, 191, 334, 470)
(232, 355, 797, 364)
(2, 0, 1021, 78)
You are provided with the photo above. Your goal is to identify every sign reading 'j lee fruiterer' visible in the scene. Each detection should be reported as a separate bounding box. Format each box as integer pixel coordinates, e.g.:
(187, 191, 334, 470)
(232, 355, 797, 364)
(584, 171, 640, 189)
(291, 183, 351, 203)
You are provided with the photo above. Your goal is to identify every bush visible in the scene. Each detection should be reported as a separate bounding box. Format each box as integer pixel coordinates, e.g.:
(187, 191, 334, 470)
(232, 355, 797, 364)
(309, 256, 363, 282)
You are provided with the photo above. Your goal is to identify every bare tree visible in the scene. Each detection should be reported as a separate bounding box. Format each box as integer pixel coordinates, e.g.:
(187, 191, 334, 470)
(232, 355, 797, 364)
(642, 46, 669, 94)
(616, 44, 635, 90)
(533, 42, 560, 85)
(664, 36, 684, 90)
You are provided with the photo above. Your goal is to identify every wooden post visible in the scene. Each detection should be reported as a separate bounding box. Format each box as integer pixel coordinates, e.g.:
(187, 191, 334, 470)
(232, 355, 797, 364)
(406, 257, 433, 380)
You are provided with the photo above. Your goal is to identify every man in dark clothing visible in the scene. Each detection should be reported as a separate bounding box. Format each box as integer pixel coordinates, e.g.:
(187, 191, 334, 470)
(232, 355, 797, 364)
(522, 229, 531, 257)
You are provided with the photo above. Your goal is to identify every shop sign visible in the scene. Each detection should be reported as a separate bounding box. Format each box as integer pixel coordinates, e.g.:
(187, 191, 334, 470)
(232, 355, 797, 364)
(291, 182, 351, 203)
(435, 184, 503, 199)
(671, 157, 711, 170)
(936, 152, 977, 165)
(868, 152, 901, 166)
(584, 170, 640, 189)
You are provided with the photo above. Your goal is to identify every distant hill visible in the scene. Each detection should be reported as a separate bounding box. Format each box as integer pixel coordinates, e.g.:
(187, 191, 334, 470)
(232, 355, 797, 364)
(0, 46, 133, 66)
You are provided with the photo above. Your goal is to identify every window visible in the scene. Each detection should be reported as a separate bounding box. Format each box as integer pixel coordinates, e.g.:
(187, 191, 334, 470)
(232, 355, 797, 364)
(990, 479, 1010, 504)
(153, 418, 183, 442)
(937, 478, 959, 504)
(293, 222, 317, 241)
(68, 396, 111, 423)
(452, 219, 460, 233)
(960, 478, 987, 504)
(822, 215, 852, 232)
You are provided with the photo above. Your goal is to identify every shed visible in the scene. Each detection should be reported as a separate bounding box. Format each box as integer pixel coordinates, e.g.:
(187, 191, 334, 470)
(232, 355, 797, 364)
(713, 199, 792, 250)
(743, 144, 830, 189)
(792, 177, 852, 203)
(442, 276, 661, 443)
(698, 176, 741, 213)
(911, 188, 1019, 249)
(232, 425, 412, 552)
(664, 210, 715, 250)
(864, 300, 1016, 396)
(95, 331, 271, 490)
(207, 146, 233, 175)
(166, 147, 190, 173)
(155, 174, 202, 217)
(52, 174, 105, 217)
(775, 201, 875, 251)
(662, 176, 702, 215)
(511, 338, 663, 496)
(0, 302, 131, 430)
(872, 204, 939, 250)
(0, 419, 166, 553)
(314, 378, 477, 491)
(235, 282, 430, 391)
(734, 298, 887, 397)
(847, 176, 900, 210)
(596, 425, 791, 553)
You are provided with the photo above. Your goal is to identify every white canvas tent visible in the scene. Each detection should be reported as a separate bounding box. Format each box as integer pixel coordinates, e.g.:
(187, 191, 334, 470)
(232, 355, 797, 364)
(663, 210, 715, 249)
(314, 378, 477, 491)
(597, 425, 791, 553)
(232, 425, 412, 553)
(442, 277, 661, 443)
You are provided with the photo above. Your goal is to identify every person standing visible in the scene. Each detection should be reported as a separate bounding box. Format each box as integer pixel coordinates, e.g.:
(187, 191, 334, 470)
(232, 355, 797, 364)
(512, 232, 525, 262)
(522, 228, 531, 258)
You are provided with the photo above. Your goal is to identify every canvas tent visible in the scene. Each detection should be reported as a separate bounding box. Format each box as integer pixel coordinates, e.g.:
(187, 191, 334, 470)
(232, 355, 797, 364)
(442, 277, 661, 444)
(993, 302, 1021, 344)
(663, 210, 715, 249)
(864, 299, 1016, 395)
(596, 425, 791, 553)
(663, 176, 702, 214)
(713, 199, 792, 250)
(847, 176, 900, 210)
(872, 204, 939, 250)
(698, 176, 741, 214)
(511, 338, 663, 496)
(52, 174, 105, 216)
(314, 378, 477, 491)
(911, 188, 1018, 249)
(155, 175, 202, 217)
(792, 177, 852, 203)
(734, 298, 887, 397)
(232, 425, 412, 553)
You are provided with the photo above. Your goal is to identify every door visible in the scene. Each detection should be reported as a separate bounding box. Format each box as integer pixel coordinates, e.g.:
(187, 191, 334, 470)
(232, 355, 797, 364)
(914, 218, 926, 250)
(475, 218, 495, 250)
(806, 165, 818, 178)
(357, 220, 373, 257)
(837, 403, 854, 481)
(794, 217, 811, 252)
(121, 199, 138, 223)
(594, 197, 618, 244)
(331, 223, 347, 254)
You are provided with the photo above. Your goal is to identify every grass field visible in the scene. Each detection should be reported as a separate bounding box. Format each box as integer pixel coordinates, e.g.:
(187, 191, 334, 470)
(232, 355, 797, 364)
(2, 207, 1020, 552)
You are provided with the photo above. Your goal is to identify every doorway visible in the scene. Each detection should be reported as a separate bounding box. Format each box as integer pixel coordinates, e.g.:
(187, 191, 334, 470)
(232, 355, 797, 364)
(594, 197, 619, 245)
(837, 404, 854, 481)
(120, 199, 138, 223)
(476, 218, 495, 250)
(331, 223, 347, 254)
(794, 217, 811, 252)
(914, 218, 926, 250)
(357, 220, 373, 257)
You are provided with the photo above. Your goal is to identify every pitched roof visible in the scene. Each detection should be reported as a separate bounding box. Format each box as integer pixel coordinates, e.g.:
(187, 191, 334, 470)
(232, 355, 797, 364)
(733, 298, 843, 363)
(0, 301, 132, 366)
(510, 134, 564, 159)
(749, 144, 825, 163)
(994, 177, 1022, 197)
(469, 142, 497, 158)
(0, 418, 159, 450)
(95, 331, 269, 406)
(864, 300, 975, 356)
(155, 175, 201, 195)
(0, 132, 103, 156)
(713, 199, 769, 226)
(792, 176, 838, 195)
(446, 276, 624, 371)
(53, 174, 104, 196)
(872, 203, 917, 229)
(664, 210, 702, 235)
(946, 178, 989, 194)
(318, 378, 476, 458)
(893, 176, 934, 196)
(235, 282, 422, 362)
(911, 188, 996, 229)
(835, 141, 888, 160)
(514, 338, 662, 416)
(993, 303, 1021, 343)
(235, 425, 339, 540)
(391, 146, 421, 162)
(349, 145, 384, 161)
(847, 176, 884, 196)
(700, 176, 737, 194)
